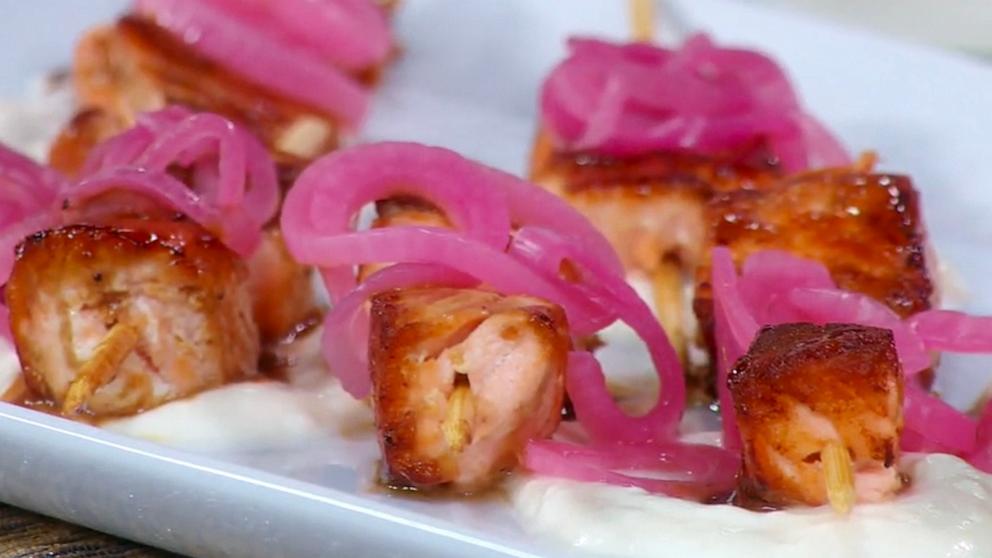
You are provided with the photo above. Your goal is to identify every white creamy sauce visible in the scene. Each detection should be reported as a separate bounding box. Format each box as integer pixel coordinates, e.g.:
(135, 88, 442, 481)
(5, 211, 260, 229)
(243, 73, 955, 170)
(102, 376, 372, 453)
(511, 454, 992, 558)
(101, 331, 375, 454)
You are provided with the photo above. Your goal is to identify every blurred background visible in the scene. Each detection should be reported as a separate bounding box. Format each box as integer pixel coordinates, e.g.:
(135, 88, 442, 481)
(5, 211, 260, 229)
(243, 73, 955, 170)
(0, 0, 989, 98)
(748, 0, 992, 56)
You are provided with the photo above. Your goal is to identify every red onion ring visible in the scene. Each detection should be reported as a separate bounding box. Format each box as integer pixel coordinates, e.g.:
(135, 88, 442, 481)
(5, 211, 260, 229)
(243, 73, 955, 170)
(281, 142, 513, 300)
(0, 144, 63, 212)
(82, 106, 191, 175)
(135, 112, 278, 224)
(135, 0, 371, 128)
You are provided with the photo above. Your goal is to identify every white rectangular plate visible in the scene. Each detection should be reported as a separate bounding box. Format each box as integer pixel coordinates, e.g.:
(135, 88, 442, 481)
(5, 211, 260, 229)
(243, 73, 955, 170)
(1, 1, 991, 557)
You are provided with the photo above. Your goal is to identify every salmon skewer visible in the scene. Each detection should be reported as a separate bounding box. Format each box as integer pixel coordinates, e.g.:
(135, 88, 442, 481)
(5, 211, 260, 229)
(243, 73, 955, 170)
(369, 287, 569, 492)
(729, 323, 905, 512)
(5, 218, 259, 417)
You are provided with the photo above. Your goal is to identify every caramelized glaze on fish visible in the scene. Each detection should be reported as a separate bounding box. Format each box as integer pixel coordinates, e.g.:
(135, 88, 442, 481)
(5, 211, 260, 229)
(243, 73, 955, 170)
(6, 219, 259, 417)
(729, 323, 904, 511)
(369, 287, 569, 492)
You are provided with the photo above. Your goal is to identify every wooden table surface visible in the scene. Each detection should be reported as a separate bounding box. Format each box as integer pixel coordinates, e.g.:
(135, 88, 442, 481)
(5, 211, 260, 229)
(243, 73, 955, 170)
(0, 503, 177, 558)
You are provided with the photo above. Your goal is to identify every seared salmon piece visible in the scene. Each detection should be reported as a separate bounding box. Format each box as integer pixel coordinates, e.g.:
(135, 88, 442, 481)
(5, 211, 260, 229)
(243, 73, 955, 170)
(246, 228, 319, 342)
(694, 170, 935, 348)
(48, 108, 127, 178)
(369, 287, 569, 492)
(373, 197, 451, 229)
(729, 323, 904, 511)
(530, 131, 780, 399)
(529, 131, 781, 272)
(71, 16, 341, 173)
(6, 219, 259, 417)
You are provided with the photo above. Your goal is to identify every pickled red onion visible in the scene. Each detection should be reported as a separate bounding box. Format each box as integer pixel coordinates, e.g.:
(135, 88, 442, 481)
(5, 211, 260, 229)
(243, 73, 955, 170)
(134, 0, 374, 127)
(282, 142, 512, 301)
(281, 142, 621, 302)
(135, 112, 278, 224)
(76, 107, 279, 256)
(303, 227, 609, 337)
(82, 106, 191, 175)
(541, 35, 850, 172)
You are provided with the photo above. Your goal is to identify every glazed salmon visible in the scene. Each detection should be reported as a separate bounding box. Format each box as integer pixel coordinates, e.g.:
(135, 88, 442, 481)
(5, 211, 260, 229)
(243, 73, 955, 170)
(729, 323, 904, 511)
(369, 287, 569, 492)
(529, 131, 781, 273)
(5, 219, 259, 417)
(694, 170, 935, 349)
(48, 107, 127, 178)
(246, 228, 320, 342)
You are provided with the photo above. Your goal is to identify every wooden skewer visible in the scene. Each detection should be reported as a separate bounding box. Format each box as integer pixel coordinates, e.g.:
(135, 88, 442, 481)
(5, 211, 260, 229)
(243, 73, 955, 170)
(853, 150, 878, 173)
(62, 322, 140, 416)
(651, 257, 687, 365)
(442, 381, 475, 452)
(822, 440, 856, 515)
(630, 0, 655, 42)
(0, 375, 27, 403)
